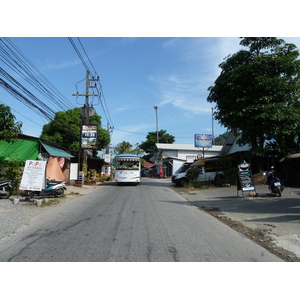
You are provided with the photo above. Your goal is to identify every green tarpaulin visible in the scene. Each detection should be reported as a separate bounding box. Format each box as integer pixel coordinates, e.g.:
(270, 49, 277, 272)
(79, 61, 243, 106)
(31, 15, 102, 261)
(0, 137, 74, 162)
(0, 138, 39, 161)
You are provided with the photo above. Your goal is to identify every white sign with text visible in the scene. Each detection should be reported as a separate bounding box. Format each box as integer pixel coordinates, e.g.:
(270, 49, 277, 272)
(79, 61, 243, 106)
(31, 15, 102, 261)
(19, 160, 47, 191)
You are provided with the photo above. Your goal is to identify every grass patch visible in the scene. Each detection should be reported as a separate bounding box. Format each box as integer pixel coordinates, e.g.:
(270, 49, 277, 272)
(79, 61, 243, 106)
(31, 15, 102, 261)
(68, 192, 80, 196)
(41, 198, 61, 206)
(181, 182, 213, 190)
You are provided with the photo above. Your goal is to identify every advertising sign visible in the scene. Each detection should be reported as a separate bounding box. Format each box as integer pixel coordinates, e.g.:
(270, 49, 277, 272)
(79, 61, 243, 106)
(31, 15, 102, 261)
(237, 161, 255, 192)
(194, 134, 213, 148)
(81, 124, 98, 149)
(19, 160, 47, 191)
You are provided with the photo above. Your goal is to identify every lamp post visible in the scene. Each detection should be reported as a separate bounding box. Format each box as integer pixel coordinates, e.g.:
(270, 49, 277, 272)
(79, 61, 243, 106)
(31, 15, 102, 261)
(212, 107, 214, 145)
(154, 106, 159, 143)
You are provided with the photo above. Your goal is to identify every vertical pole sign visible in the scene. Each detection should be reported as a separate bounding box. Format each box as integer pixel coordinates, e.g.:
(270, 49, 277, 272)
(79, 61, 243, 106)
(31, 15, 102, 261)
(194, 134, 213, 159)
(81, 125, 98, 149)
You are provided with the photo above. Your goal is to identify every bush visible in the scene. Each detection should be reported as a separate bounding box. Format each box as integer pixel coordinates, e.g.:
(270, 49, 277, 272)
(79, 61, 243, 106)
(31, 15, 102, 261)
(0, 157, 24, 195)
(223, 168, 237, 185)
(186, 168, 201, 181)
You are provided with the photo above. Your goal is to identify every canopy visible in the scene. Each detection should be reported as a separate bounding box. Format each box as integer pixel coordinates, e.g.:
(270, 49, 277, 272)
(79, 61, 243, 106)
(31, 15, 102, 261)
(40, 141, 74, 158)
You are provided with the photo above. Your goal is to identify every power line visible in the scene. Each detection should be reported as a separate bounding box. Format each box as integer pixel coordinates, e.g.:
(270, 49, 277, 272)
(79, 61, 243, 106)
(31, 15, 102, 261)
(68, 37, 89, 71)
(0, 38, 73, 112)
(77, 38, 97, 74)
(114, 128, 147, 136)
(0, 100, 44, 127)
(0, 76, 54, 120)
(68, 37, 114, 128)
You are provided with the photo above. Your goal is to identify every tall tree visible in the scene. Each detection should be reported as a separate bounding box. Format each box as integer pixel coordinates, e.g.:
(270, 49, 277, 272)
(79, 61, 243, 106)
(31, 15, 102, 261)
(114, 141, 143, 155)
(114, 141, 132, 154)
(0, 104, 22, 141)
(139, 130, 175, 161)
(214, 131, 230, 146)
(207, 37, 300, 157)
(40, 107, 110, 155)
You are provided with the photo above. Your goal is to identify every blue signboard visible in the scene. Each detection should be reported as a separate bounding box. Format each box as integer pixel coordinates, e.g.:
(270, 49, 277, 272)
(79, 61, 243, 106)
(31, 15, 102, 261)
(194, 134, 213, 148)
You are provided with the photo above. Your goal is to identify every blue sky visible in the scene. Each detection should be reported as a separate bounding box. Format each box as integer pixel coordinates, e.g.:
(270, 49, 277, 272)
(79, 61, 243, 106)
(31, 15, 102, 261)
(2, 36, 300, 154)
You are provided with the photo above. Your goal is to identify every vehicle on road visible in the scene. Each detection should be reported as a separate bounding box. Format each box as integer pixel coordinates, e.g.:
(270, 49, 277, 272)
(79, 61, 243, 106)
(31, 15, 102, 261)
(172, 156, 231, 187)
(113, 153, 141, 185)
(264, 167, 284, 197)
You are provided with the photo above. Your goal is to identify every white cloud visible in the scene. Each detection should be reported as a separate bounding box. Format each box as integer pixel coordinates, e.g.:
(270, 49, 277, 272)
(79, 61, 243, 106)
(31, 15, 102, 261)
(148, 37, 243, 116)
(45, 59, 81, 70)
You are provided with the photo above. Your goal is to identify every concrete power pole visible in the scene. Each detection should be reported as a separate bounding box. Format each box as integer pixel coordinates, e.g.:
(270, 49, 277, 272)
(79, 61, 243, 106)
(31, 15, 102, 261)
(73, 70, 100, 174)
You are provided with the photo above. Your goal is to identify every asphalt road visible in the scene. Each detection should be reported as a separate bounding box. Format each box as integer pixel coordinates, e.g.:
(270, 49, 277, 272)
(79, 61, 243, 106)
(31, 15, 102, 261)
(0, 178, 282, 262)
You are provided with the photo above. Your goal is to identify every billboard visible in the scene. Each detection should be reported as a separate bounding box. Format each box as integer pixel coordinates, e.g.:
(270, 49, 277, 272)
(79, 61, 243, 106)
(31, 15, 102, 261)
(194, 134, 213, 148)
(81, 125, 98, 149)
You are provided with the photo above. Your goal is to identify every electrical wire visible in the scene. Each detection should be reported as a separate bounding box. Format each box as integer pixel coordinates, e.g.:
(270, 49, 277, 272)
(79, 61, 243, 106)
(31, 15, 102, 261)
(0, 38, 73, 112)
(69, 37, 114, 128)
(68, 37, 89, 71)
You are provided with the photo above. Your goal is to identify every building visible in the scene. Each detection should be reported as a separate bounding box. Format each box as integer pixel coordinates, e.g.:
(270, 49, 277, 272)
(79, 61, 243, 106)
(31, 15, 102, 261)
(152, 143, 223, 176)
(0, 134, 75, 184)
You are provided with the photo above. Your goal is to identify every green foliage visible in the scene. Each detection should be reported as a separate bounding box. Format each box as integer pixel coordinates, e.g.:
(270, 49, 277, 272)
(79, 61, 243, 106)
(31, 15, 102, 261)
(207, 37, 300, 158)
(223, 168, 237, 185)
(0, 156, 24, 194)
(114, 141, 144, 156)
(214, 131, 230, 145)
(99, 175, 111, 182)
(139, 130, 175, 161)
(182, 182, 212, 190)
(82, 163, 88, 177)
(0, 104, 22, 141)
(186, 167, 201, 181)
(40, 107, 110, 154)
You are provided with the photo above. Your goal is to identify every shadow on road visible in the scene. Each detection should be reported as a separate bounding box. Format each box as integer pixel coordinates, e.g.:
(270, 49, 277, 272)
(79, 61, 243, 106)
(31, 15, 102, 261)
(177, 186, 300, 224)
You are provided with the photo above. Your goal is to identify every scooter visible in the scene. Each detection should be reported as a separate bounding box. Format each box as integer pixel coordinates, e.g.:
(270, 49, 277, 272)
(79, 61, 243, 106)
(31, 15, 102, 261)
(264, 167, 284, 197)
(22, 179, 66, 200)
(0, 179, 12, 199)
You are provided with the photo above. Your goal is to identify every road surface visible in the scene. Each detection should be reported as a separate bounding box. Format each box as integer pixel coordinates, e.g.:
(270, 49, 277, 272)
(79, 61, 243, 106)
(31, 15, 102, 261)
(0, 178, 282, 261)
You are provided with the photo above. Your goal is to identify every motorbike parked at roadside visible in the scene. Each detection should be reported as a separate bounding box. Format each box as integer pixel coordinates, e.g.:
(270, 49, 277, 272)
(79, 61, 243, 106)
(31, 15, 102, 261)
(0, 179, 12, 199)
(264, 167, 284, 197)
(22, 179, 66, 200)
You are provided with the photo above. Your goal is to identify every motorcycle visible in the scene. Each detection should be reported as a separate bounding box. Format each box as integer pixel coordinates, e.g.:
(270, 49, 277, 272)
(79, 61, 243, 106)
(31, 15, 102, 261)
(264, 167, 284, 197)
(22, 179, 66, 200)
(0, 179, 12, 199)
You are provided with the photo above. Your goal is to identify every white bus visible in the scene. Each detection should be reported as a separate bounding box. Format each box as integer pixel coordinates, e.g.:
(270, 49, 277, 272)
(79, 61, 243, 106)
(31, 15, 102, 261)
(113, 154, 141, 185)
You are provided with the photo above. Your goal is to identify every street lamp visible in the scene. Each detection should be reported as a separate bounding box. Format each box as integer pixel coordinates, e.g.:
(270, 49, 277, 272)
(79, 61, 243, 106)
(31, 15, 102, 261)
(154, 106, 159, 143)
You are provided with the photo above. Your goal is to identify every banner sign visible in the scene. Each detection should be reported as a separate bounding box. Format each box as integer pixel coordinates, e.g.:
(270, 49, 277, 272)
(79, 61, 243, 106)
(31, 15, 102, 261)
(19, 160, 47, 191)
(194, 134, 213, 148)
(81, 124, 98, 149)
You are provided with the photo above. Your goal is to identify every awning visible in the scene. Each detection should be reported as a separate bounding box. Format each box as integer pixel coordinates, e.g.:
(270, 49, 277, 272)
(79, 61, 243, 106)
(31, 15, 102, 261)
(40, 141, 74, 158)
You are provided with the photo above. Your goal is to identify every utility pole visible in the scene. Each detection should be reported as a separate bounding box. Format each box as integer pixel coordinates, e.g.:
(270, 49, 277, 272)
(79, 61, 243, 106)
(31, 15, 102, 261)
(72, 70, 100, 178)
(154, 106, 159, 143)
(212, 107, 214, 145)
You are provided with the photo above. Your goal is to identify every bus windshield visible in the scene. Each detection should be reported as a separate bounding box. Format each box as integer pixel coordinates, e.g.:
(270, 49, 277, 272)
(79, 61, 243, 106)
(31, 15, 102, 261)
(113, 154, 141, 185)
